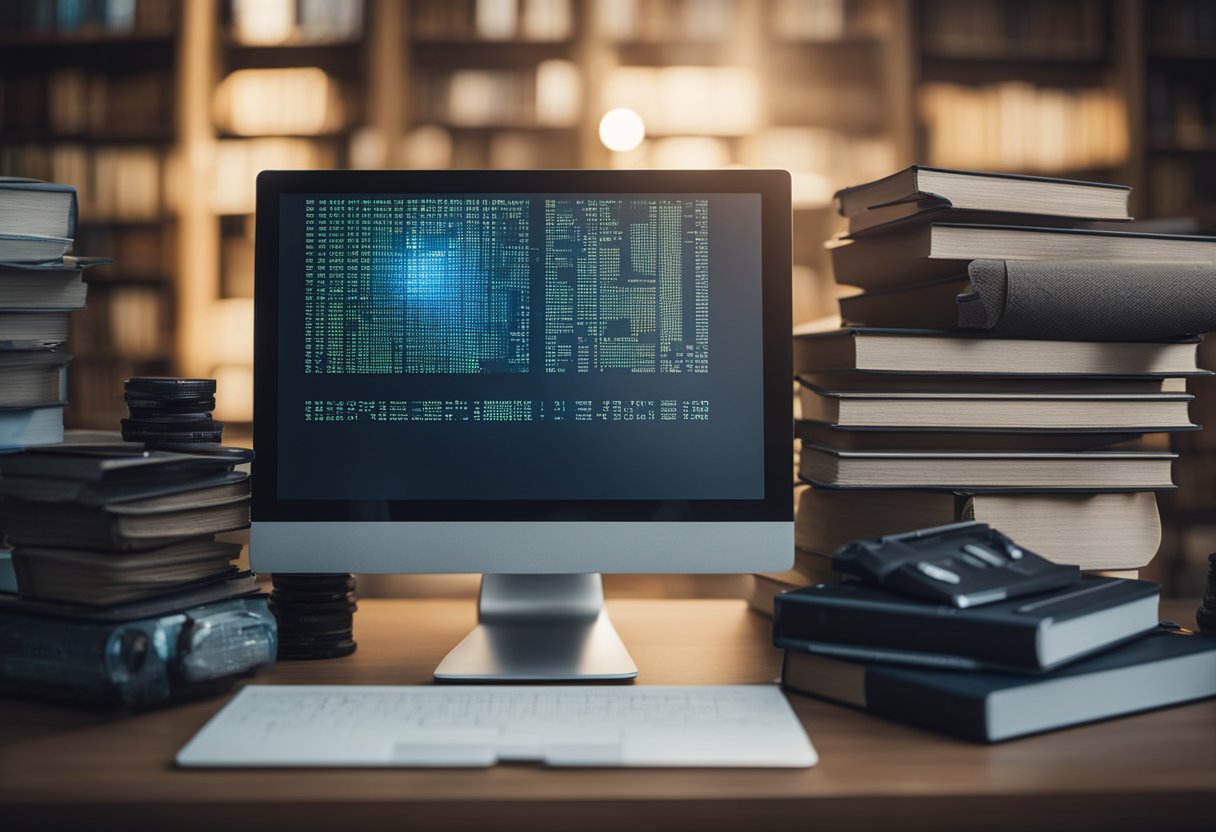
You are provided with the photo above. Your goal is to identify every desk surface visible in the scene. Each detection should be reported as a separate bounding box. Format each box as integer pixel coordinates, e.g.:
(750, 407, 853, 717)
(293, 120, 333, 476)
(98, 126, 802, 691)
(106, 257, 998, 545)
(1, 598, 1214, 832)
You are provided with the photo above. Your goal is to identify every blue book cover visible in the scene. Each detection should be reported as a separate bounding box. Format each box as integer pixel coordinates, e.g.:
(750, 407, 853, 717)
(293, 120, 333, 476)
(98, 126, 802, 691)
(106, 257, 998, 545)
(0, 177, 78, 240)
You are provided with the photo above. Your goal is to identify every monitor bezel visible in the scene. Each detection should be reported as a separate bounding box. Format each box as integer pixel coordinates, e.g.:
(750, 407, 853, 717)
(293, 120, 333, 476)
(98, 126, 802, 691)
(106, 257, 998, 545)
(253, 169, 791, 523)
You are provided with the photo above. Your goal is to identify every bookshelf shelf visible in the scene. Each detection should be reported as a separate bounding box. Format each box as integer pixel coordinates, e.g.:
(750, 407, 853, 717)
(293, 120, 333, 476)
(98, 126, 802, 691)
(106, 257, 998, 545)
(437, 123, 579, 132)
(83, 271, 174, 284)
(0, 32, 175, 49)
(71, 349, 174, 362)
(1148, 42, 1216, 60)
(214, 129, 355, 140)
(610, 41, 736, 65)
(1148, 142, 1216, 154)
(223, 35, 363, 49)
(2, 130, 176, 144)
(920, 47, 1109, 63)
(407, 43, 577, 68)
(411, 37, 575, 48)
(771, 34, 885, 47)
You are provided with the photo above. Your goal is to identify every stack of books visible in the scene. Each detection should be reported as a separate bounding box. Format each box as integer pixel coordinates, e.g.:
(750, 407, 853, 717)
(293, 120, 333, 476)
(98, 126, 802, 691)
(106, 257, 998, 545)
(0, 441, 273, 709)
(0, 177, 273, 709)
(0, 177, 108, 593)
(0, 178, 103, 450)
(0, 442, 253, 607)
(764, 166, 1216, 609)
(773, 575, 1216, 742)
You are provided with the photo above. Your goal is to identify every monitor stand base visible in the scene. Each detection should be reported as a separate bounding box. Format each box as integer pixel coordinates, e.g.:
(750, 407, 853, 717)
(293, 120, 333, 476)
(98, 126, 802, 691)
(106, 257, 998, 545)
(433, 574, 638, 682)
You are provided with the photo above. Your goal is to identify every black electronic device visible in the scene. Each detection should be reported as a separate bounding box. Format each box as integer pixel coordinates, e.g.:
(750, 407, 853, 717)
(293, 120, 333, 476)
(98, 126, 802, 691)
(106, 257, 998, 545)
(831, 521, 1080, 608)
(0, 591, 275, 710)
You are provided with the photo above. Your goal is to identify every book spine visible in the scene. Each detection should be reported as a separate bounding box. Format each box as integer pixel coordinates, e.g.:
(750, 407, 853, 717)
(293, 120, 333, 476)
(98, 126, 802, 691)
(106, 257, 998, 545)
(781, 656, 992, 742)
(773, 593, 1041, 668)
(67, 186, 77, 239)
(862, 667, 992, 741)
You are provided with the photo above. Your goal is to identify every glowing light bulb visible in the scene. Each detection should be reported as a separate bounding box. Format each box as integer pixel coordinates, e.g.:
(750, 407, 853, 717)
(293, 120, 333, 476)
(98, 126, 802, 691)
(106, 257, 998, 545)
(599, 108, 646, 153)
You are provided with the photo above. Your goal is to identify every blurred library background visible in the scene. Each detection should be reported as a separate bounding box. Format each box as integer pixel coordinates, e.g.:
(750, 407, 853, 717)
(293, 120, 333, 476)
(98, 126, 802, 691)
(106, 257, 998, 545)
(1, 0, 1214, 596)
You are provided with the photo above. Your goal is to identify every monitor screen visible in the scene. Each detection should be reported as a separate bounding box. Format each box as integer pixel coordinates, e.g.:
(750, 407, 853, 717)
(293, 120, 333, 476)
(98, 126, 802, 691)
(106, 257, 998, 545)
(253, 170, 790, 533)
(276, 192, 765, 503)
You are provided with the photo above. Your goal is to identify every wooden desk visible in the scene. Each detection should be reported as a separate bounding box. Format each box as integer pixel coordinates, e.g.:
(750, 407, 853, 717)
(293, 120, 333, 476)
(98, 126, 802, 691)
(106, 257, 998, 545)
(1, 599, 1213, 831)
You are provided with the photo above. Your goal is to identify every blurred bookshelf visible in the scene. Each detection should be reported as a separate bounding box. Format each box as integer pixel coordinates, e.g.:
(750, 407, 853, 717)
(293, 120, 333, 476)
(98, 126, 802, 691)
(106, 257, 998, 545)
(0, 0, 180, 427)
(1, 0, 1214, 594)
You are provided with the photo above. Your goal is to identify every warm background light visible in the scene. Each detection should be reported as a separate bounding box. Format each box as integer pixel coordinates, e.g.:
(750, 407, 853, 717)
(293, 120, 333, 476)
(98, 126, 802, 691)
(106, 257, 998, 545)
(599, 108, 646, 153)
(213, 67, 342, 136)
(602, 66, 761, 136)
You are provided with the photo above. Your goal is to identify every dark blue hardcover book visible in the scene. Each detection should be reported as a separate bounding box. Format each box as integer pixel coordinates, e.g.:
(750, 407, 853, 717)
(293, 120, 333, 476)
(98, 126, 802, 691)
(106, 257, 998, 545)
(773, 578, 1160, 672)
(781, 627, 1216, 742)
(0, 177, 78, 240)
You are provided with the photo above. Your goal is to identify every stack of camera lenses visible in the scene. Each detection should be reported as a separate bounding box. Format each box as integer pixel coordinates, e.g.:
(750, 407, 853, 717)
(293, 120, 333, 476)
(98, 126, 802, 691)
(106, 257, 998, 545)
(270, 574, 357, 660)
(122, 378, 222, 446)
(1198, 553, 1216, 635)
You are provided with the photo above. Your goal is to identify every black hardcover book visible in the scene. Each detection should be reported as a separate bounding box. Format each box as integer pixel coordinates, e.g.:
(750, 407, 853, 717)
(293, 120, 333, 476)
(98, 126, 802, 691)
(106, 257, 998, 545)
(772, 578, 1160, 672)
(0, 444, 240, 496)
(782, 627, 1216, 742)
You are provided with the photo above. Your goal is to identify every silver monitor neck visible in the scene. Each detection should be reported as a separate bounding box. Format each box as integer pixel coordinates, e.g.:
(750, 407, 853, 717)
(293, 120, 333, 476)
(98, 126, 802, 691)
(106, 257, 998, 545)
(433, 573, 638, 682)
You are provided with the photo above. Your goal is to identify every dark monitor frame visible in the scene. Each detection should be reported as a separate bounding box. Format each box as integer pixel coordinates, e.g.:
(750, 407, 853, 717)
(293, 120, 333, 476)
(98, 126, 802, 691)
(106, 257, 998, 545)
(253, 169, 792, 523)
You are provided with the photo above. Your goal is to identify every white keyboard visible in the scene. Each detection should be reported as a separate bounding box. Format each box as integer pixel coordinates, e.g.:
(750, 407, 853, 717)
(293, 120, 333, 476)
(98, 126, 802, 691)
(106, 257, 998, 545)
(177, 684, 817, 768)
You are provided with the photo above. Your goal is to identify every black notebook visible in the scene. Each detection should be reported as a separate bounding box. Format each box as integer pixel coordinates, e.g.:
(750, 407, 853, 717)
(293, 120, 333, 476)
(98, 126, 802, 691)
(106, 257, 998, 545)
(782, 627, 1216, 742)
(772, 578, 1160, 672)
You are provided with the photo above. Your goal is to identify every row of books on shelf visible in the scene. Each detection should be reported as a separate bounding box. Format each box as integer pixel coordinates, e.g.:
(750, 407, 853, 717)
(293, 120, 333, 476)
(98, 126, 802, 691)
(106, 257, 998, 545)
(410, 0, 880, 44)
(919, 82, 1128, 174)
(66, 356, 152, 426)
(241, 0, 888, 47)
(213, 67, 348, 138)
(0, 144, 164, 222)
(413, 61, 582, 129)
(411, 0, 573, 42)
(210, 139, 334, 215)
(229, 0, 363, 45)
(0, 0, 176, 36)
(0, 71, 172, 138)
(1148, 157, 1216, 219)
(76, 224, 165, 280)
(597, 0, 739, 43)
(919, 0, 1216, 57)
(71, 283, 169, 360)
(766, 73, 887, 134)
(600, 0, 873, 44)
(1147, 72, 1216, 151)
(392, 121, 892, 189)
(1148, 0, 1216, 49)
(920, 0, 1108, 58)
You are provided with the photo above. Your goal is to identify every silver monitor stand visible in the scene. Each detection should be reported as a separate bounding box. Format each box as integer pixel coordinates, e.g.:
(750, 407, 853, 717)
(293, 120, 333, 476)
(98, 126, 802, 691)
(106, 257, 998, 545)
(433, 573, 638, 682)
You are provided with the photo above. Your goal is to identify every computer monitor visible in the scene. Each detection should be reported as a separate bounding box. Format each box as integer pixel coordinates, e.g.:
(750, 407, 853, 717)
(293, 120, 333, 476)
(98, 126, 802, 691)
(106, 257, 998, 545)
(252, 170, 792, 681)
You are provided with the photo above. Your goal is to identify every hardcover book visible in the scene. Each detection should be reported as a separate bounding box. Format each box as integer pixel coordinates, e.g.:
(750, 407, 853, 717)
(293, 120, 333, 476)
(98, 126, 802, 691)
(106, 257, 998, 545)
(782, 627, 1216, 742)
(773, 577, 1160, 672)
